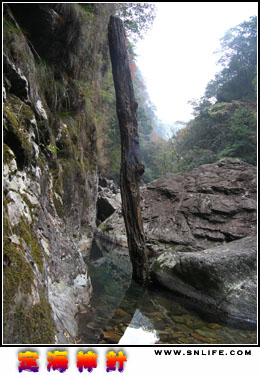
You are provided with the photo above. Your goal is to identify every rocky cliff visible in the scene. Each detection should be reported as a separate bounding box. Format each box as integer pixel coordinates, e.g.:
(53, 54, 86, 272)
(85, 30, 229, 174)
(3, 3, 115, 344)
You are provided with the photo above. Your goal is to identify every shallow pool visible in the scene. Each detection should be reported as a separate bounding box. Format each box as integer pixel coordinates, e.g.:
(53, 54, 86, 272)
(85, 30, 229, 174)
(77, 239, 257, 345)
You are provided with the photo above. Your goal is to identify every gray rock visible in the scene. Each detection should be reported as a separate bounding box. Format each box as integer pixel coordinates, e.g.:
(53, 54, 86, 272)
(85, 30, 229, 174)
(143, 158, 256, 252)
(100, 158, 257, 257)
(96, 182, 121, 224)
(151, 236, 257, 322)
(3, 4, 100, 343)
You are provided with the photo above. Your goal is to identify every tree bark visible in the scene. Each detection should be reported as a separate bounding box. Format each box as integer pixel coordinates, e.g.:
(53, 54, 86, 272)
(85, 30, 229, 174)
(108, 16, 149, 285)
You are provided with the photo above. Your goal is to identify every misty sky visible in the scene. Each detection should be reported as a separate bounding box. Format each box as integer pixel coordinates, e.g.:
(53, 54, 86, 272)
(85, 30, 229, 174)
(135, 2, 258, 126)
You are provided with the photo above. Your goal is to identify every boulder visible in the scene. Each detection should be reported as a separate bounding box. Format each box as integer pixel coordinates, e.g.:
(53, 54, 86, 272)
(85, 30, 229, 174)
(143, 158, 256, 255)
(99, 158, 257, 257)
(96, 177, 121, 224)
(97, 158, 257, 324)
(151, 236, 257, 323)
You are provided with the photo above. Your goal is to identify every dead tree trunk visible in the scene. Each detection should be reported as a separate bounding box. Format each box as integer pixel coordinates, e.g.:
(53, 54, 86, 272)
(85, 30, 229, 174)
(108, 16, 149, 285)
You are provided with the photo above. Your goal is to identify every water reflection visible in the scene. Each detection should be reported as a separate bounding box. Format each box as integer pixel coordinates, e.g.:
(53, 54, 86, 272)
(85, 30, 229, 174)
(77, 239, 257, 345)
(119, 309, 159, 344)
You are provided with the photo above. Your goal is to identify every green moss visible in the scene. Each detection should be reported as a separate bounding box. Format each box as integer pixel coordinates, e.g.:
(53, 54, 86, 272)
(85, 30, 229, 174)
(3, 235, 34, 317)
(4, 105, 19, 128)
(37, 154, 46, 171)
(151, 260, 161, 273)
(3, 143, 15, 164)
(14, 219, 44, 274)
(4, 99, 35, 167)
(3, 17, 23, 35)
(3, 212, 55, 344)
(21, 193, 39, 211)
(3, 15, 30, 65)
(13, 296, 55, 344)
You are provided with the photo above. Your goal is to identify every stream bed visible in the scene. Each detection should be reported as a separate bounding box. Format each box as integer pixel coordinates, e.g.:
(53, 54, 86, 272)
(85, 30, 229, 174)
(77, 239, 257, 345)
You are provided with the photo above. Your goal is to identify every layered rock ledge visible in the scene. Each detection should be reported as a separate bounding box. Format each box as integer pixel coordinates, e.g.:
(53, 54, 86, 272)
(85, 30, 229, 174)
(100, 158, 256, 253)
(98, 158, 257, 323)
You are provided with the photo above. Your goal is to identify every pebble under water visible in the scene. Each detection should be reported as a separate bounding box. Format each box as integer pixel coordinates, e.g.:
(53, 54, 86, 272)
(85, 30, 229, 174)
(76, 239, 257, 345)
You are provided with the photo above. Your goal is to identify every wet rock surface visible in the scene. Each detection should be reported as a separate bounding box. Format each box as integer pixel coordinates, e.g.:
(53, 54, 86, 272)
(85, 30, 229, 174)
(3, 130, 94, 344)
(151, 236, 257, 322)
(98, 158, 257, 323)
(77, 240, 257, 344)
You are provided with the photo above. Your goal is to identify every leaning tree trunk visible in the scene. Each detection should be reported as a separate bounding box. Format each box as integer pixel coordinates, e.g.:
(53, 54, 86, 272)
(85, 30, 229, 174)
(108, 16, 150, 285)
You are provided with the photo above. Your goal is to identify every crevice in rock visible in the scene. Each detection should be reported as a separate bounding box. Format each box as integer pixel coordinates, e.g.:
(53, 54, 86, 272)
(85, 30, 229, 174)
(4, 130, 26, 170)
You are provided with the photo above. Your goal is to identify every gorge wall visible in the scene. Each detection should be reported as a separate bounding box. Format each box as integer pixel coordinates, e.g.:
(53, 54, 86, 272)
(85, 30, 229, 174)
(3, 3, 115, 344)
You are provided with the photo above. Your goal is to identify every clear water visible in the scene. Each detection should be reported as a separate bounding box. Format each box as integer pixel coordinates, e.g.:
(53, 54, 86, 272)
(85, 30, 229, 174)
(77, 239, 257, 345)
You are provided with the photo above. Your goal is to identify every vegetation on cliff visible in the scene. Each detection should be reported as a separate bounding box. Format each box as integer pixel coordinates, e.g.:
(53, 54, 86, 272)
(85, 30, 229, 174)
(137, 16, 257, 179)
(3, 2, 156, 343)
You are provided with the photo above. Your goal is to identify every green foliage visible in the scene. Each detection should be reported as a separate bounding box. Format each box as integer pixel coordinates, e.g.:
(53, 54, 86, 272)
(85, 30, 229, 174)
(115, 3, 156, 42)
(157, 16, 258, 175)
(141, 139, 176, 182)
(166, 101, 257, 172)
(217, 103, 257, 164)
(205, 16, 257, 102)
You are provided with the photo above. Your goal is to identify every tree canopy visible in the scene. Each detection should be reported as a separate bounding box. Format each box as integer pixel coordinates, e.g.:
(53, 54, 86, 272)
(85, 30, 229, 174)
(205, 16, 257, 102)
(137, 15, 257, 179)
(115, 3, 156, 42)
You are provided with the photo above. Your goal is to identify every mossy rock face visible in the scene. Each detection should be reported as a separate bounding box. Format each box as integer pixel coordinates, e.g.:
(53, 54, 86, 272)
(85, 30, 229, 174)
(13, 297, 55, 344)
(3, 95, 36, 169)
(3, 3, 115, 344)
(3, 229, 55, 344)
(14, 219, 44, 274)
(3, 143, 16, 165)
(3, 235, 34, 317)
(5, 295, 55, 344)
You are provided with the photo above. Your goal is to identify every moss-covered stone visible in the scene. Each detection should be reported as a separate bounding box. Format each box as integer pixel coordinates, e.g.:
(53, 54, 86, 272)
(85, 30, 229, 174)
(3, 96, 35, 169)
(13, 219, 44, 274)
(13, 296, 55, 344)
(3, 3, 115, 344)
(3, 143, 15, 164)
(3, 235, 34, 317)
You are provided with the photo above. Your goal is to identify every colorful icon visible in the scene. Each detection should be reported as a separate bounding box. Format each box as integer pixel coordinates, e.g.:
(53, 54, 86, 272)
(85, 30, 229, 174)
(106, 351, 127, 373)
(18, 352, 39, 373)
(47, 351, 68, 373)
(77, 351, 98, 373)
